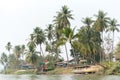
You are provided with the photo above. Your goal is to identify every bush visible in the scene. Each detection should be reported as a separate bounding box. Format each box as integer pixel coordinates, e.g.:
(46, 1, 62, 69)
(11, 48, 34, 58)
(104, 61, 120, 75)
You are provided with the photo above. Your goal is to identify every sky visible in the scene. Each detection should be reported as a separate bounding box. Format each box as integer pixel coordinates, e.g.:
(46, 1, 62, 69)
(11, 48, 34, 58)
(0, 0, 120, 68)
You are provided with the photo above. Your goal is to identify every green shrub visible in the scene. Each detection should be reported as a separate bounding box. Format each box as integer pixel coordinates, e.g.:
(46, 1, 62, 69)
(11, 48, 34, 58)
(106, 61, 120, 75)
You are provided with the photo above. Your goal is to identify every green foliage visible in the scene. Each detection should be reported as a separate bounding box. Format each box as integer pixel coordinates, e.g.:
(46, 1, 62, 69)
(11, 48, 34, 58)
(101, 61, 115, 70)
(26, 52, 39, 66)
(0, 52, 7, 65)
(7, 54, 18, 69)
(101, 61, 120, 75)
(106, 62, 120, 75)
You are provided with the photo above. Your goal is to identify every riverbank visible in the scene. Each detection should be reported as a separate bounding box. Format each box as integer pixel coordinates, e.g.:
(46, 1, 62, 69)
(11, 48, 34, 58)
(1, 63, 120, 75)
(1, 67, 75, 75)
(1, 65, 102, 75)
(13, 67, 73, 75)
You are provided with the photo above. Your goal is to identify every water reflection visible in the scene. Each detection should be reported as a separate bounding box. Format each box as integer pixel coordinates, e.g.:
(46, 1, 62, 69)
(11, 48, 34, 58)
(0, 74, 120, 80)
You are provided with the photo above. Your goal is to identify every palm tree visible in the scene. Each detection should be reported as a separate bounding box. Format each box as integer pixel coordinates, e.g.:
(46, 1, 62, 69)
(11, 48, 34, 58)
(26, 52, 38, 67)
(0, 52, 8, 71)
(21, 45, 25, 60)
(94, 10, 109, 33)
(57, 5, 74, 27)
(45, 24, 54, 53)
(27, 34, 36, 53)
(94, 10, 109, 62)
(82, 17, 94, 27)
(53, 5, 74, 39)
(53, 5, 74, 62)
(45, 24, 54, 42)
(13, 45, 21, 60)
(45, 41, 52, 54)
(106, 19, 119, 61)
(7, 54, 18, 69)
(77, 26, 102, 63)
(107, 18, 120, 52)
(56, 27, 76, 62)
(26, 34, 38, 68)
(5, 42, 12, 54)
(33, 27, 46, 56)
(81, 17, 96, 60)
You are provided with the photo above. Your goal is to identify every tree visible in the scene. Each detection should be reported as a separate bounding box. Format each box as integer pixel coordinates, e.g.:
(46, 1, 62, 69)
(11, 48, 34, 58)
(53, 5, 74, 62)
(45, 24, 54, 54)
(21, 45, 25, 60)
(26, 52, 38, 67)
(104, 34, 113, 61)
(94, 10, 109, 33)
(77, 25, 102, 63)
(27, 34, 36, 53)
(33, 27, 46, 56)
(13, 45, 21, 60)
(26, 34, 39, 67)
(7, 54, 18, 69)
(45, 24, 54, 43)
(106, 18, 119, 53)
(13, 45, 22, 69)
(94, 10, 109, 62)
(56, 5, 74, 27)
(45, 41, 52, 54)
(0, 52, 7, 71)
(56, 27, 76, 62)
(5, 42, 12, 54)
(53, 5, 74, 39)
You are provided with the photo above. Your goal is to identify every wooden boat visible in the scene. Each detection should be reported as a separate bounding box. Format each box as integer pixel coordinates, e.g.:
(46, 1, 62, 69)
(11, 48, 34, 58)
(73, 65, 101, 74)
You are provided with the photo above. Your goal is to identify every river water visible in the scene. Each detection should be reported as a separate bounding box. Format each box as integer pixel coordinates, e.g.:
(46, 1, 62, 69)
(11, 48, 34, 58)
(0, 74, 120, 80)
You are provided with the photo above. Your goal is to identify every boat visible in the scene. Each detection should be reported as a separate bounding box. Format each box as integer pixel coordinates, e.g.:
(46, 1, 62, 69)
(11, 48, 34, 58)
(73, 65, 101, 74)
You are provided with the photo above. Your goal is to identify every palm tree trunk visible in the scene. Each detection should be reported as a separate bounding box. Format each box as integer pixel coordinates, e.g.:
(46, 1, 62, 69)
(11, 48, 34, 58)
(56, 48, 59, 62)
(9, 50, 10, 55)
(65, 44, 69, 62)
(113, 31, 114, 52)
(70, 41, 77, 65)
(50, 40, 52, 54)
(111, 31, 114, 61)
(100, 32, 104, 62)
(40, 44, 44, 56)
(40, 44, 44, 62)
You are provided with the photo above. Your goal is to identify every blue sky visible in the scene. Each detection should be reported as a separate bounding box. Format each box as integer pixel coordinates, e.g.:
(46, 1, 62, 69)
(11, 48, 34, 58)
(0, 0, 120, 68)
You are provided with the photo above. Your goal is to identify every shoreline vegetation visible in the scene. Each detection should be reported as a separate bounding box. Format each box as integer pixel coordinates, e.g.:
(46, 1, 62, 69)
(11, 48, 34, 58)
(1, 5, 120, 75)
